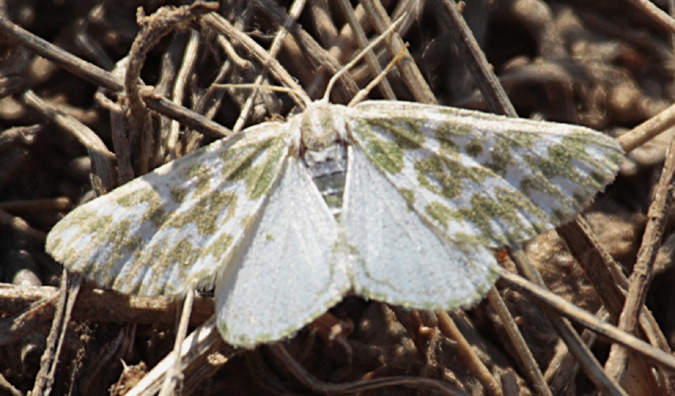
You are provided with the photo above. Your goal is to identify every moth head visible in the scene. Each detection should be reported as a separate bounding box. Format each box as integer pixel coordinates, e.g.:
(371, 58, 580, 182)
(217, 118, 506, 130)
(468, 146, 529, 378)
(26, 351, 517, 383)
(299, 100, 348, 153)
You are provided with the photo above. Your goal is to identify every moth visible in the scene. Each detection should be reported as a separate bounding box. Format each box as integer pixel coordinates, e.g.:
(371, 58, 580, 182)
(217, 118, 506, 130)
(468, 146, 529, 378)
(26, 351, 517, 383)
(46, 98, 623, 347)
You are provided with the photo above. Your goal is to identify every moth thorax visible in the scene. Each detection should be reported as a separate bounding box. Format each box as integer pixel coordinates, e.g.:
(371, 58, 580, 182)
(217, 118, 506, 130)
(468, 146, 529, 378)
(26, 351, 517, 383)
(300, 102, 349, 213)
(300, 101, 348, 151)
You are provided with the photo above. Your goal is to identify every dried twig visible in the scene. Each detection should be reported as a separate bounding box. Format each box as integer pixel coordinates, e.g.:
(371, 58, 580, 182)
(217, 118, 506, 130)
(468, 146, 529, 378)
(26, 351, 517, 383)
(437, 0, 516, 116)
(617, 100, 675, 153)
(361, 0, 436, 104)
(0, 198, 71, 213)
(268, 343, 470, 395)
(0, 208, 46, 242)
(158, 289, 195, 396)
(334, 0, 396, 99)
(498, 267, 675, 372)
(509, 248, 628, 396)
(23, 89, 116, 193)
(232, 0, 308, 133)
(0, 15, 232, 141)
(436, 311, 503, 396)
(125, 316, 239, 396)
(487, 288, 552, 396)
(605, 120, 675, 382)
(624, 0, 675, 33)
(202, 12, 309, 106)
(0, 284, 214, 329)
(31, 271, 82, 396)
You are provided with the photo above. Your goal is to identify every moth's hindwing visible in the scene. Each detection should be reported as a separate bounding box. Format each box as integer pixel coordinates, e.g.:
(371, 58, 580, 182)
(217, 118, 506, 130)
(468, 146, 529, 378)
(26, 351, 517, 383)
(343, 145, 498, 309)
(215, 156, 350, 347)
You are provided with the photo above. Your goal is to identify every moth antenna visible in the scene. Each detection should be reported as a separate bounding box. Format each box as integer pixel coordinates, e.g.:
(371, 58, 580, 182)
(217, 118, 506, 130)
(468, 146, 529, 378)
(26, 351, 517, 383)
(348, 43, 409, 107)
(323, 15, 406, 102)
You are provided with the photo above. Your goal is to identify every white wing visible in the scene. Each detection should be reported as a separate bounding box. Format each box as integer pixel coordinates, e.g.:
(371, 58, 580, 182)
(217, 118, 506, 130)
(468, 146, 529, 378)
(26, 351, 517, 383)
(349, 100, 623, 248)
(45, 122, 291, 296)
(215, 156, 350, 347)
(343, 146, 497, 309)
